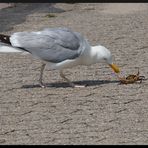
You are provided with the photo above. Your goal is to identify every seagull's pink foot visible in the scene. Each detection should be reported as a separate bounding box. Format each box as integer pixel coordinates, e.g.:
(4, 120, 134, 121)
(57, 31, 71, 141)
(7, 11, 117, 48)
(39, 82, 47, 88)
(74, 84, 86, 88)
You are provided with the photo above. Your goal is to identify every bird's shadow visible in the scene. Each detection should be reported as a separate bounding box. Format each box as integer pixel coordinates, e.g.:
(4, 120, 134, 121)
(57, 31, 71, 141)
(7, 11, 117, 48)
(21, 79, 119, 89)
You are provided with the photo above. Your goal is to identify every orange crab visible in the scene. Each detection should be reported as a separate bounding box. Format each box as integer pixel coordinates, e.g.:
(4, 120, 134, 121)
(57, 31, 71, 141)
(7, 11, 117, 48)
(117, 68, 145, 84)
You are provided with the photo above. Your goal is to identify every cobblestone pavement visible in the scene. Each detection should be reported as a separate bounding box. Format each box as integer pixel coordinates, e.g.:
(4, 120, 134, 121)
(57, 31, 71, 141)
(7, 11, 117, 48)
(0, 3, 148, 145)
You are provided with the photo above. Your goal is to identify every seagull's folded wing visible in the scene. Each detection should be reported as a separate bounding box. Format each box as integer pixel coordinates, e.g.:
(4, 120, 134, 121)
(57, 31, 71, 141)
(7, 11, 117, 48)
(10, 28, 85, 63)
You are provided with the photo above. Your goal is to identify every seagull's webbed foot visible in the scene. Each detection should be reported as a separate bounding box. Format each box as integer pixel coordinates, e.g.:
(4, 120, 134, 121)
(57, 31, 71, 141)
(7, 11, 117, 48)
(60, 70, 86, 88)
(39, 82, 47, 88)
(73, 84, 86, 88)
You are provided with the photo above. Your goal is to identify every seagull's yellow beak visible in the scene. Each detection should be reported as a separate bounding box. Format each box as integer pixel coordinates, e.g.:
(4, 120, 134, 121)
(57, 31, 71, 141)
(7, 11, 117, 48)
(109, 64, 120, 73)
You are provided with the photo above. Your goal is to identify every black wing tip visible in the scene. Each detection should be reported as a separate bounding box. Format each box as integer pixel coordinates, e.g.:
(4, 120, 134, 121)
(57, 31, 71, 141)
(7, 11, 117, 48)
(0, 34, 11, 45)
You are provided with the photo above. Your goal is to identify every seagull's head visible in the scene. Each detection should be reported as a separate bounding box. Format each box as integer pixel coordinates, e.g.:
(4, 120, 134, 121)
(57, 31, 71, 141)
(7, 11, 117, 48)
(96, 45, 120, 73)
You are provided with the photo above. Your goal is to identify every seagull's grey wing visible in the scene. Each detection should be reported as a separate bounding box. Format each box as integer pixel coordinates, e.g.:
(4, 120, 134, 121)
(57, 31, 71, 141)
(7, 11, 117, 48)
(10, 28, 85, 63)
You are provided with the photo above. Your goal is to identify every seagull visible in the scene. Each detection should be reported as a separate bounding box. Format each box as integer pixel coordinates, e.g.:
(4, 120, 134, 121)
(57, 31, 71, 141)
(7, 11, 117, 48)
(0, 27, 120, 88)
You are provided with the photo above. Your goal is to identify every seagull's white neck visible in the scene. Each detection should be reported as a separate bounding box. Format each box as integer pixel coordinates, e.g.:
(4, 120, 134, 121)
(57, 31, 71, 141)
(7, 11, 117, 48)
(80, 45, 104, 65)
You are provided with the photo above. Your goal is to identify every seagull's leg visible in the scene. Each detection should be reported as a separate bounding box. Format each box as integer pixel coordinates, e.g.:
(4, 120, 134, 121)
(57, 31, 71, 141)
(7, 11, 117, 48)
(39, 63, 46, 88)
(60, 70, 75, 87)
(60, 70, 86, 88)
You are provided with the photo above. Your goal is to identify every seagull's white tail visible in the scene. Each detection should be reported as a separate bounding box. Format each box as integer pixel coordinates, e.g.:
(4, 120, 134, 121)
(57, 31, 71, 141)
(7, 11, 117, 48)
(0, 44, 22, 53)
(0, 42, 29, 55)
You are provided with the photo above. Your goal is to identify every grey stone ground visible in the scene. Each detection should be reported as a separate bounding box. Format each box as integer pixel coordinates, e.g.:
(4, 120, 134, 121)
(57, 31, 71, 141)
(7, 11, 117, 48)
(0, 3, 148, 145)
